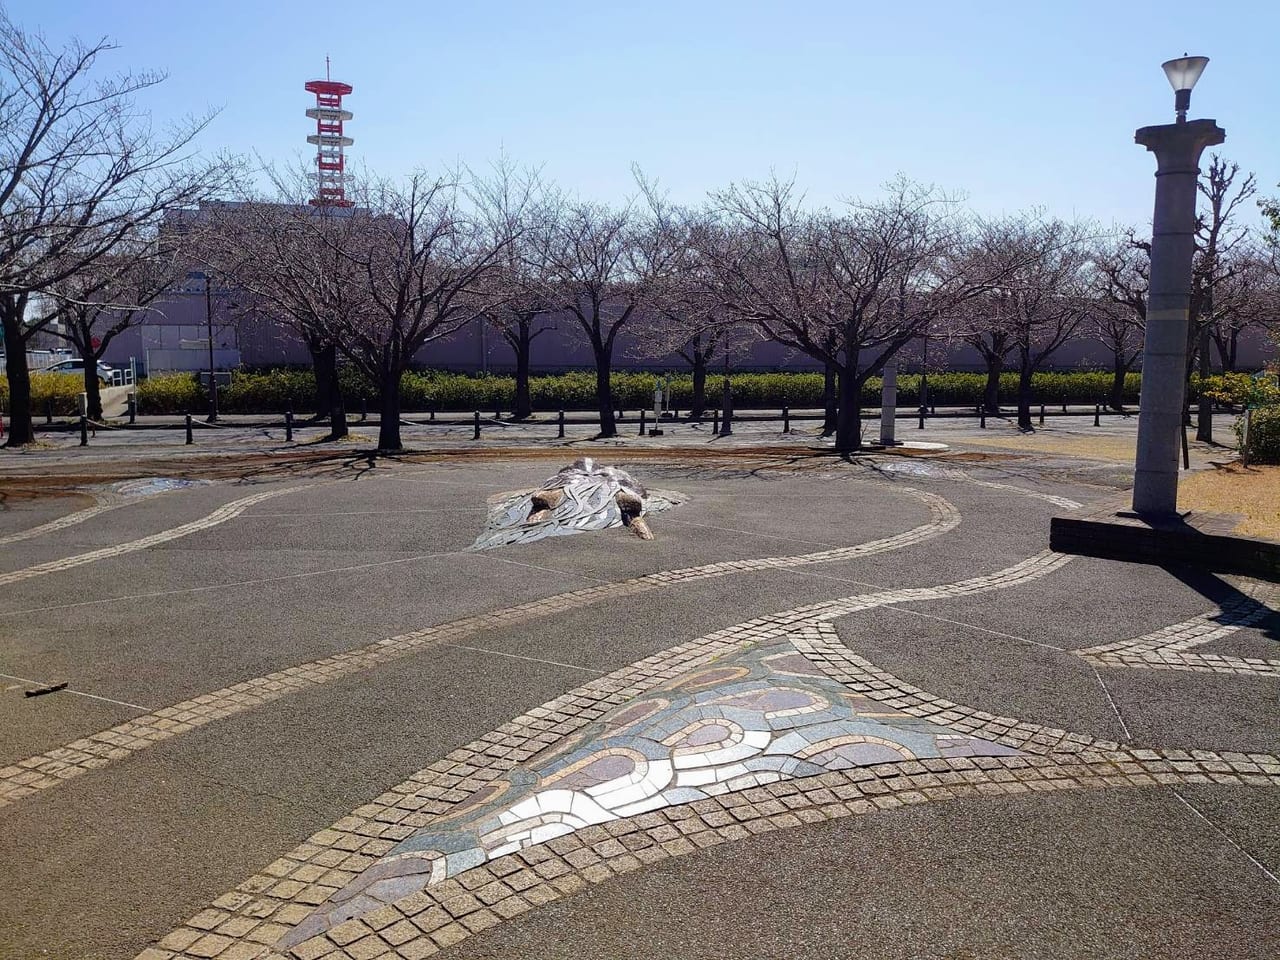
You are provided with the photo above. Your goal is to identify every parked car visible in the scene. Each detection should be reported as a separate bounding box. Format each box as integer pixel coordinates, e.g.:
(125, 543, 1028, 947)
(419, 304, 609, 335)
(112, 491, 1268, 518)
(44, 358, 116, 385)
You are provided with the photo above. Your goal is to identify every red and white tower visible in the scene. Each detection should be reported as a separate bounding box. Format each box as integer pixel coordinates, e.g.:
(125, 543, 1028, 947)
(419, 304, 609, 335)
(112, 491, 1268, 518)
(304, 60, 354, 207)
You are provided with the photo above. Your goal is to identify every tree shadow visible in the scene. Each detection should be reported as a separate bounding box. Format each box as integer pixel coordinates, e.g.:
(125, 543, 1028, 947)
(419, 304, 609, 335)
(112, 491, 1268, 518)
(1163, 565, 1280, 643)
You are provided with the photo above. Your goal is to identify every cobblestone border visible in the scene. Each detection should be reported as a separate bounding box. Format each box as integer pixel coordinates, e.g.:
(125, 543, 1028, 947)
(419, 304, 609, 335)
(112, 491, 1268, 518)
(0, 486, 302, 588)
(132, 550, 1101, 960)
(0, 482, 960, 808)
(0, 499, 121, 547)
(1077, 581, 1280, 678)
(199, 756, 1274, 960)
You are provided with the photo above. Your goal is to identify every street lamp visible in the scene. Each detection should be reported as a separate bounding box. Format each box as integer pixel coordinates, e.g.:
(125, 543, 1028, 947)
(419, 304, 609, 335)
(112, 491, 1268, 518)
(187, 270, 219, 422)
(1131, 56, 1223, 515)
(1162, 55, 1209, 123)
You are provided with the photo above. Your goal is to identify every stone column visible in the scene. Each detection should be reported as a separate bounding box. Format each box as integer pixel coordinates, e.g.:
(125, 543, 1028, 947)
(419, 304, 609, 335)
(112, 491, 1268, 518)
(879, 360, 897, 446)
(1131, 118, 1225, 516)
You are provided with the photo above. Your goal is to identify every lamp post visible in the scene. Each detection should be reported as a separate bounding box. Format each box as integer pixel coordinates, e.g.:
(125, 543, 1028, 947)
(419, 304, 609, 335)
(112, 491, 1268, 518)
(1131, 56, 1223, 516)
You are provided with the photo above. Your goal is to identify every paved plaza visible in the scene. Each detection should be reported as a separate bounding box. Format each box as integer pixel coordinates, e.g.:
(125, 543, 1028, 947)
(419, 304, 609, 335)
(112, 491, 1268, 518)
(0, 421, 1276, 959)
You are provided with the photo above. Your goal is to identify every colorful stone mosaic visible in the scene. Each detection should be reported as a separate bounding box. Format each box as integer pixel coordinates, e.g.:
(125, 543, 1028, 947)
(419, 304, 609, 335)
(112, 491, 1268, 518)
(138, 596, 1280, 960)
(277, 637, 1019, 948)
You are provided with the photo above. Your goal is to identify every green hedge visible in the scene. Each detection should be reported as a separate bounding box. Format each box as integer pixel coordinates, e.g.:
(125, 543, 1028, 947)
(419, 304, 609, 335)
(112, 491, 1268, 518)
(134, 368, 1153, 415)
(137, 373, 207, 414)
(0, 372, 94, 415)
(1237, 405, 1280, 464)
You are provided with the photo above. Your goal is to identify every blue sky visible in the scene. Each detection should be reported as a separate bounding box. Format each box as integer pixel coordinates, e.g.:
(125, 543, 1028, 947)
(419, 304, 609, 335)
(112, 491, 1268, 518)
(11, 1, 1280, 229)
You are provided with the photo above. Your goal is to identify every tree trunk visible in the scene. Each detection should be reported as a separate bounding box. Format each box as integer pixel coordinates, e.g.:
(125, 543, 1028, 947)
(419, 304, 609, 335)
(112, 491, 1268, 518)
(593, 345, 616, 438)
(822, 362, 838, 435)
(377, 369, 402, 450)
(982, 354, 1002, 414)
(689, 350, 707, 419)
(2, 310, 33, 446)
(1016, 356, 1035, 431)
(1196, 326, 1213, 443)
(311, 343, 347, 439)
(834, 367, 862, 453)
(312, 342, 334, 419)
(1109, 353, 1127, 412)
(83, 361, 103, 421)
(513, 332, 533, 420)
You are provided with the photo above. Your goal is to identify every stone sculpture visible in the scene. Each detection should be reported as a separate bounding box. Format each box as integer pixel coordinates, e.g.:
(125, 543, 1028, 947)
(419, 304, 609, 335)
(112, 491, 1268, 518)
(471, 457, 683, 550)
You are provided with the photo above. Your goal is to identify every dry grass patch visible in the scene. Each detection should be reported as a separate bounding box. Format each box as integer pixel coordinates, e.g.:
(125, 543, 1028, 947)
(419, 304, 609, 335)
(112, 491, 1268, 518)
(959, 431, 1138, 463)
(1179, 463, 1280, 540)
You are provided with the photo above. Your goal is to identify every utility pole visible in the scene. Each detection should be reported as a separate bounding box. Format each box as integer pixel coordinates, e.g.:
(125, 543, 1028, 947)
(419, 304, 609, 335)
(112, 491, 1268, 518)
(203, 272, 219, 422)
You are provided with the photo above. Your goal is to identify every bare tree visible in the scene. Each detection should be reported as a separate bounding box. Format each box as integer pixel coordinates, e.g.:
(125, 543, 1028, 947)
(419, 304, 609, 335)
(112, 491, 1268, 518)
(535, 190, 677, 437)
(1090, 231, 1148, 410)
(0, 13, 228, 445)
(329, 174, 508, 450)
(962, 215, 1094, 430)
(201, 193, 369, 439)
(1207, 246, 1277, 372)
(42, 231, 188, 419)
(703, 176, 993, 452)
(469, 157, 555, 420)
(1190, 156, 1256, 440)
(627, 206, 742, 419)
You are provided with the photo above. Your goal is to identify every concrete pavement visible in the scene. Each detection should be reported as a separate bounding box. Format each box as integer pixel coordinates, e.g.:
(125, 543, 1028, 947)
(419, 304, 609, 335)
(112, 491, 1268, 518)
(0, 439, 1275, 960)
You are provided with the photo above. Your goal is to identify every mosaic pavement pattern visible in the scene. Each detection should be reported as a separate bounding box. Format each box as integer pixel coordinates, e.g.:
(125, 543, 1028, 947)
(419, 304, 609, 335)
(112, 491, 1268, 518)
(138, 598, 1280, 960)
(278, 637, 1019, 948)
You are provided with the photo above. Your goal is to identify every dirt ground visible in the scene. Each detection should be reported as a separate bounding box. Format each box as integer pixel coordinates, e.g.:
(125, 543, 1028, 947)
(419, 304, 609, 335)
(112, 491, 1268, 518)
(1179, 463, 1280, 540)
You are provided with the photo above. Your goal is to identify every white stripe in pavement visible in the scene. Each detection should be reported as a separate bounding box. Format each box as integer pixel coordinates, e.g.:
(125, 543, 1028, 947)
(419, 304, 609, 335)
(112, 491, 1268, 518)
(1172, 790, 1280, 889)
(0, 672, 152, 712)
(0, 549, 471, 617)
(0, 502, 121, 547)
(441, 644, 604, 675)
(0, 487, 301, 588)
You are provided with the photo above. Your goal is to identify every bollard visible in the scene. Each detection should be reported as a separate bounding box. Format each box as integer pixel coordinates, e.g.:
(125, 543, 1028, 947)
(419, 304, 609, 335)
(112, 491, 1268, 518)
(979, 406, 986, 429)
(639, 408, 647, 436)
(45, 399, 53, 425)
(1093, 403, 1101, 427)
(127, 393, 137, 424)
(360, 396, 367, 422)
(79, 415, 88, 447)
(473, 410, 481, 440)
(720, 379, 733, 437)
(557, 409, 565, 439)
(712, 410, 720, 434)
(1039, 404, 1045, 426)
(185, 414, 193, 445)
(782, 405, 790, 433)
(918, 405, 926, 430)
(1061, 397, 1067, 414)
(285, 408, 294, 441)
